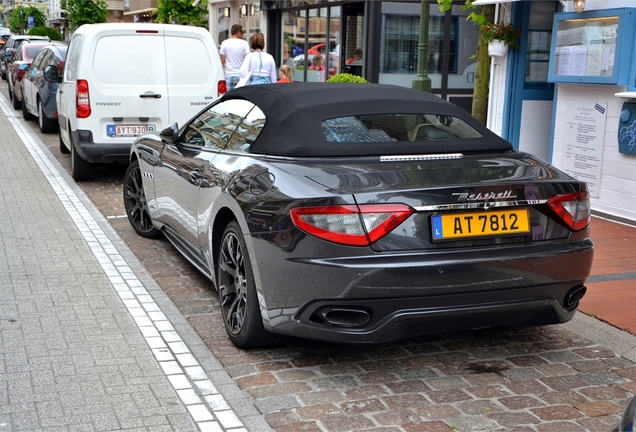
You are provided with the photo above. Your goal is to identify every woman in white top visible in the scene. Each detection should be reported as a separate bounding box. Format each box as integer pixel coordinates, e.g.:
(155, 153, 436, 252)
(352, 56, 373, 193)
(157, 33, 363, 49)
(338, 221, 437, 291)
(240, 33, 278, 85)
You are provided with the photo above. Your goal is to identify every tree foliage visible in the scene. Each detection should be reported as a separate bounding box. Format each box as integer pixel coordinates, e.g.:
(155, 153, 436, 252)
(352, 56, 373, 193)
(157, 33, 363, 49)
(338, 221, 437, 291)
(66, 0, 108, 30)
(28, 26, 63, 41)
(155, 0, 209, 28)
(7, 6, 47, 34)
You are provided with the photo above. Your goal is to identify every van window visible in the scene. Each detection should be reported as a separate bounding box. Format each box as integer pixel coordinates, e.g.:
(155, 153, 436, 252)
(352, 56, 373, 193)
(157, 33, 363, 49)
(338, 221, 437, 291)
(166, 37, 213, 86)
(65, 34, 84, 82)
(93, 35, 168, 85)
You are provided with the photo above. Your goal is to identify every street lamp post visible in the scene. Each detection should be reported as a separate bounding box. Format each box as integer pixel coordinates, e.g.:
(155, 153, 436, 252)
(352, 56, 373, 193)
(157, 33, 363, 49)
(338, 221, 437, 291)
(412, 0, 431, 92)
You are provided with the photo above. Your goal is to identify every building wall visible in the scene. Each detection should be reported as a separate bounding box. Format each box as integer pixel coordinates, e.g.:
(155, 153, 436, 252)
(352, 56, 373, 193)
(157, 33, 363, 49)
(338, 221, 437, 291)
(552, 83, 636, 222)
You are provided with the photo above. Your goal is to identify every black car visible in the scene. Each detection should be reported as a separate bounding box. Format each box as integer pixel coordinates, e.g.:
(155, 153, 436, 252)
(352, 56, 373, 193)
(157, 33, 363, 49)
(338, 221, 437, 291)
(123, 83, 594, 348)
(20, 43, 67, 133)
(0, 34, 49, 80)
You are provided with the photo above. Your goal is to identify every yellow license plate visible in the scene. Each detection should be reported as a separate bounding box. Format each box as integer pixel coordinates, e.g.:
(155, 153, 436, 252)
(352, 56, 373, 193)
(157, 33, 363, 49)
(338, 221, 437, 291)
(431, 209, 530, 240)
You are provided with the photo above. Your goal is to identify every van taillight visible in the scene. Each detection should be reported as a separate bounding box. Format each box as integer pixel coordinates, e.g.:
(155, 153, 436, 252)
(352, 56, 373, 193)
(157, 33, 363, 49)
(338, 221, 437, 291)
(218, 80, 227, 96)
(76, 79, 91, 118)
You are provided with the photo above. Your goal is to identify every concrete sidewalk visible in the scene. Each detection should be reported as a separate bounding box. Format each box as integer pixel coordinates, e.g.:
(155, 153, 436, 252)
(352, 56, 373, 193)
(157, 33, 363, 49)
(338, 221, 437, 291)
(0, 97, 271, 430)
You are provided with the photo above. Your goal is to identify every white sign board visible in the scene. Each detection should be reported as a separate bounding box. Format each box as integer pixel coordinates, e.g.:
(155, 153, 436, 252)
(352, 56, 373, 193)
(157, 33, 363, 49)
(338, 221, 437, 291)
(562, 99, 607, 198)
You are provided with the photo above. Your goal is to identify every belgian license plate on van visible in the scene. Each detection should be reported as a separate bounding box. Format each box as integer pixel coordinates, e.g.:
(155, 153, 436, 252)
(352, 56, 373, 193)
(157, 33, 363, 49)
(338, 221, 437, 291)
(107, 124, 155, 137)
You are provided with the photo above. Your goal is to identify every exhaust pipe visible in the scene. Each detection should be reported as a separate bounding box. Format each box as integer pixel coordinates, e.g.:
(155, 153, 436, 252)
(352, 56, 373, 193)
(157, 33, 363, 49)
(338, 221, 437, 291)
(314, 307, 371, 328)
(564, 285, 587, 308)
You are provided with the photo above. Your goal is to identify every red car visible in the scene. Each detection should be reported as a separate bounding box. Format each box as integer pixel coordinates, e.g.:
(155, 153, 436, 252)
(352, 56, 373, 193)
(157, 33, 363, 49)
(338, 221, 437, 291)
(7, 41, 64, 110)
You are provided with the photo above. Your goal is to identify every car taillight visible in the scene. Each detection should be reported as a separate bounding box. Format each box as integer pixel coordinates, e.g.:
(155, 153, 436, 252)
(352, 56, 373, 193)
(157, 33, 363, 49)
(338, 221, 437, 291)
(290, 204, 414, 246)
(76, 79, 91, 118)
(218, 80, 227, 96)
(547, 191, 591, 231)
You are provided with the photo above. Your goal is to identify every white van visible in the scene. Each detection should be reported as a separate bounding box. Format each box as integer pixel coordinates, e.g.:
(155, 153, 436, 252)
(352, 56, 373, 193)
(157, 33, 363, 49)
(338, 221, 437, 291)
(57, 23, 226, 181)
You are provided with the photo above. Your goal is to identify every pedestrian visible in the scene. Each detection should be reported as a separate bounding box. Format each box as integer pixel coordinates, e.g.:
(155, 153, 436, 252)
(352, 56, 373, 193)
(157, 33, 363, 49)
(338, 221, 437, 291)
(239, 33, 278, 86)
(278, 65, 294, 83)
(220, 24, 251, 91)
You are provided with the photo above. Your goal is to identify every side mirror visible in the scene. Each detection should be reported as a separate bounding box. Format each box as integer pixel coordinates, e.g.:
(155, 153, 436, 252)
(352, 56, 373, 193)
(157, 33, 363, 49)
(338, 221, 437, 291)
(43, 64, 58, 82)
(160, 122, 179, 143)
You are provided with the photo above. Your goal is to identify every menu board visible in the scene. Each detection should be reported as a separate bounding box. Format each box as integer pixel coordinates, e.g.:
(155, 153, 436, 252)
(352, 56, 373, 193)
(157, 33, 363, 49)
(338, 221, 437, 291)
(553, 15, 618, 78)
(562, 99, 607, 198)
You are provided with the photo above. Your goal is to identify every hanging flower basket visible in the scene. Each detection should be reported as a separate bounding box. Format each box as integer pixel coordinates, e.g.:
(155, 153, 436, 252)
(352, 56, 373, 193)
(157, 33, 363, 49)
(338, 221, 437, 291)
(488, 40, 509, 58)
(481, 22, 522, 51)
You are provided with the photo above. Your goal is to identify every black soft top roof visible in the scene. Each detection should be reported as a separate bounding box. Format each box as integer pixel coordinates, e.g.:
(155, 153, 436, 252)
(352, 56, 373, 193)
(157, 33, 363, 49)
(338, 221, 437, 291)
(221, 83, 513, 157)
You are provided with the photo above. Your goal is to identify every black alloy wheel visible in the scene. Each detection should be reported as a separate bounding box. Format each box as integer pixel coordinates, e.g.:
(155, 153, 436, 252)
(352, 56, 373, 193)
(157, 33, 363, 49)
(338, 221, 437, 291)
(123, 160, 161, 239)
(38, 99, 57, 133)
(10, 82, 20, 110)
(218, 221, 277, 348)
(21, 90, 34, 120)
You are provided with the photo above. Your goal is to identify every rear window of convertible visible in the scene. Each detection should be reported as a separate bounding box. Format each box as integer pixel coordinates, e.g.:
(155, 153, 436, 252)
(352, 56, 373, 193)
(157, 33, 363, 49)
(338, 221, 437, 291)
(321, 114, 482, 142)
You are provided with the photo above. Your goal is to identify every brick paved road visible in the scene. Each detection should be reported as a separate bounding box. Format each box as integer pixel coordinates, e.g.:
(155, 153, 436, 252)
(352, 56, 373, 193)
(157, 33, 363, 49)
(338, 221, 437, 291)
(10, 85, 636, 431)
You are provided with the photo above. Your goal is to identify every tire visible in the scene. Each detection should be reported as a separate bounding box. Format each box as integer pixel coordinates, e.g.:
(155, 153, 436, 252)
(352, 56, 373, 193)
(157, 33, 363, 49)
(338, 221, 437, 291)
(21, 92, 34, 120)
(123, 160, 161, 239)
(10, 83, 20, 110)
(38, 99, 57, 133)
(70, 129, 93, 181)
(1, 63, 6, 80)
(59, 133, 69, 154)
(218, 221, 278, 348)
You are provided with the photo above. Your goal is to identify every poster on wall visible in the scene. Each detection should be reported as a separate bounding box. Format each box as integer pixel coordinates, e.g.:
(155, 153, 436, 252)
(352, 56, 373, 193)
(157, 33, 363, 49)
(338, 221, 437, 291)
(562, 99, 607, 198)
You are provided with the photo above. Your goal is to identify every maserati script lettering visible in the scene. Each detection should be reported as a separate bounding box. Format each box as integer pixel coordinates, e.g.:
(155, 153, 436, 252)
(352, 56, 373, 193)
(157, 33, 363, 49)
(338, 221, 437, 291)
(453, 190, 517, 201)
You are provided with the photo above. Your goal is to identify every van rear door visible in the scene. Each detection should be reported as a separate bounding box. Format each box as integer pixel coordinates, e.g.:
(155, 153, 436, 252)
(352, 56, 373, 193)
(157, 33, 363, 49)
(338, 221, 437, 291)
(90, 27, 170, 143)
(164, 27, 224, 128)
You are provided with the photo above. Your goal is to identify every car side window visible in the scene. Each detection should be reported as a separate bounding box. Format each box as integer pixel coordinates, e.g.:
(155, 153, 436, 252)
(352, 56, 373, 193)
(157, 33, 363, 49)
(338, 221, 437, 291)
(30, 51, 46, 73)
(182, 99, 264, 152)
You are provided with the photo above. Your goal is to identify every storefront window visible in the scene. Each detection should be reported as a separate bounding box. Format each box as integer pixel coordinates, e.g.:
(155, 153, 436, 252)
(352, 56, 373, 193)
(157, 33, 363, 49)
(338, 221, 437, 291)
(282, 7, 340, 83)
(217, 7, 230, 47)
(525, 2, 557, 85)
(240, 2, 261, 42)
(379, 2, 477, 93)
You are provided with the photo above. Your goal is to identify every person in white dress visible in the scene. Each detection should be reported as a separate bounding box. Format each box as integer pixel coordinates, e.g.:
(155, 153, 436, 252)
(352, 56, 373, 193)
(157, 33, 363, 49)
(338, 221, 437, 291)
(240, 33, 278, 85)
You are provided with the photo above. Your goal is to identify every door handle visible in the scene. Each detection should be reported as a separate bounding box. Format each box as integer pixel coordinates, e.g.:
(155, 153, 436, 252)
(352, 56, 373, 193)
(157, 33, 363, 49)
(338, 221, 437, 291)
(140, 92, 161, 99)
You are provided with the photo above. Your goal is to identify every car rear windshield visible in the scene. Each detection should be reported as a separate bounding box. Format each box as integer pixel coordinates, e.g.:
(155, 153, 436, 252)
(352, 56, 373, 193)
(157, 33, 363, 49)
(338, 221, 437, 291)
(321, 114, 482, 143)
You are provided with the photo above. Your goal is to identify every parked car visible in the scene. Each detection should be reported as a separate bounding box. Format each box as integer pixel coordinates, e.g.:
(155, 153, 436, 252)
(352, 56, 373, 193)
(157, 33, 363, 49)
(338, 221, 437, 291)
(1, 34, 50, 80)
(57, 23, 226, 182)
(7, 41, 63, 111)
(20, 43, 68, 133)
(123, 83, 594, 348)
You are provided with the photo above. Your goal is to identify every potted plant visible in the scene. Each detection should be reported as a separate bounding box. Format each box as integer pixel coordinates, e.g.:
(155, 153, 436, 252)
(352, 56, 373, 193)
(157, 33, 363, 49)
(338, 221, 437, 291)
(480, 21, 522, 57)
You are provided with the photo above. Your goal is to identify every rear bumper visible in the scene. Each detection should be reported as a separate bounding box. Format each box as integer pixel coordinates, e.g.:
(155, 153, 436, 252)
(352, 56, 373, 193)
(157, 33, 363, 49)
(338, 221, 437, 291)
(276, 283, 583, 344)
(73, 129, 130, 164)
(252, 236, 594, 343)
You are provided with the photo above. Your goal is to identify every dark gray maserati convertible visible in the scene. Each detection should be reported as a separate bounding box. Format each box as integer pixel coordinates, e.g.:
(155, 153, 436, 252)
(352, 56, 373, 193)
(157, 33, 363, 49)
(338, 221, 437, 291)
(123, 83, 593, 348)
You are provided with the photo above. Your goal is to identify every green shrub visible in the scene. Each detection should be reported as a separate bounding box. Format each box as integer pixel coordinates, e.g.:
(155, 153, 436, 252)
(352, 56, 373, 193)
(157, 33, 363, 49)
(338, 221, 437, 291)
(327, 73, 368, 84)
(28, 27, 63, 41)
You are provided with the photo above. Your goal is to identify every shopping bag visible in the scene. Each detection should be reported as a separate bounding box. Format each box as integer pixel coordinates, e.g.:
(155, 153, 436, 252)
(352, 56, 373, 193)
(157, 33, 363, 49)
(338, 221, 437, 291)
(236, 71, 251, 88)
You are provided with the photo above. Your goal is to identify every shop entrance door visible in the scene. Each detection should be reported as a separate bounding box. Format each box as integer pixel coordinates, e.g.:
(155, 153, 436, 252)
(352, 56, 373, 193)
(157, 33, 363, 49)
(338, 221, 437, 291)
(505, 1, 560, 160)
